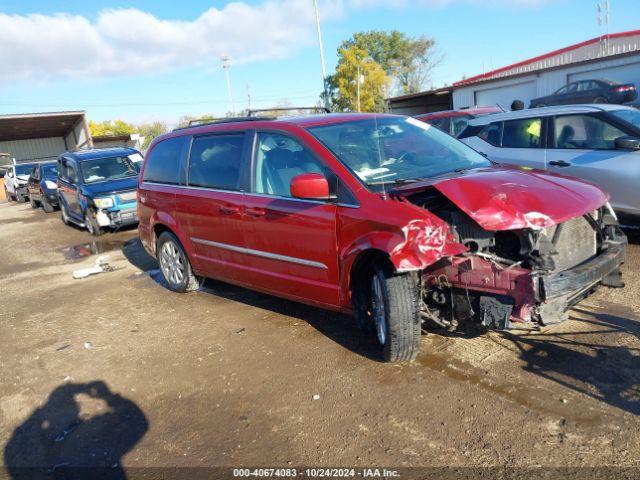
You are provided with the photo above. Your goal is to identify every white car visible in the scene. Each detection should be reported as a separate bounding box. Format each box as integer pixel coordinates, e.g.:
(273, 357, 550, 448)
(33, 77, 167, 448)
(459, 104, 640, 223)
(3, 163, 36, 202)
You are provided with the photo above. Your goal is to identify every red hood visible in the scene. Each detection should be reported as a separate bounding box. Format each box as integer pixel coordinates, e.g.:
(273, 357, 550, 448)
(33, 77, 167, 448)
(397, 166, 608, 231)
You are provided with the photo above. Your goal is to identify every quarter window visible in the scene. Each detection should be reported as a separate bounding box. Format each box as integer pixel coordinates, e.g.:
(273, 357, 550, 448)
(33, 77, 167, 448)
(253, 132, 326, 197)
(143, 136, 187, 185)
(188, 134, 244, 190)
(67, 164, 78, 183)
(502, 118, 542, 148)
(553, 114, 627, 150)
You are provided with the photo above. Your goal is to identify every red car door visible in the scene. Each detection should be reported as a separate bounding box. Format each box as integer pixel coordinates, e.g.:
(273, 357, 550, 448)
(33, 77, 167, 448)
(240, 130, 340, 307)
(176, 132, 251, 282)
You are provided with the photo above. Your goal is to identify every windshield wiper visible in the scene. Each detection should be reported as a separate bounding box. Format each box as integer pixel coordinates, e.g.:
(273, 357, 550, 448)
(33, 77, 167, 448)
(368, 177, 424, 186)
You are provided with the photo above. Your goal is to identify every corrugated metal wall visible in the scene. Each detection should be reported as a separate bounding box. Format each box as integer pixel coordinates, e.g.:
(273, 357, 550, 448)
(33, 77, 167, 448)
(453, 52, 640, 110)
(0, 137, 67, 162)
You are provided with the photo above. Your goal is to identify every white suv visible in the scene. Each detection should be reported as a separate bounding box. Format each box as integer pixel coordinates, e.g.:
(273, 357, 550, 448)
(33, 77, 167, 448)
(459, 104, 640, 223)
(3, 163, 35, 202)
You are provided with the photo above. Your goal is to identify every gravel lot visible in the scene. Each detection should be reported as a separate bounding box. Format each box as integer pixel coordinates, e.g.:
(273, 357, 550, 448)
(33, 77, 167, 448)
(1, 200, 640, 476)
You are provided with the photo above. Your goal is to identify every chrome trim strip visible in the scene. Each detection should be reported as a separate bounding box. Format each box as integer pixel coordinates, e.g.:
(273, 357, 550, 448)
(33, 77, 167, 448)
(190, 237, 328, 270)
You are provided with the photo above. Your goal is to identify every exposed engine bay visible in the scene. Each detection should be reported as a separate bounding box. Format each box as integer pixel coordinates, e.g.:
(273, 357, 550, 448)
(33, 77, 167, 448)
(404, 188, 627, 331)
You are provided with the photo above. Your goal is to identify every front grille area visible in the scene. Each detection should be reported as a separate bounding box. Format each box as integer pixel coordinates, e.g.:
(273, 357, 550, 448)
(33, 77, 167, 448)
(547, 214, 597, 272)
(117, 190, 137, 202)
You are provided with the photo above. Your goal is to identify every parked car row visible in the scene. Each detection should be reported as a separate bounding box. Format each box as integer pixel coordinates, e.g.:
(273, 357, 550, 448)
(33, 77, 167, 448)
(3, 147, 142, 236)
(3, 113, 628, 363)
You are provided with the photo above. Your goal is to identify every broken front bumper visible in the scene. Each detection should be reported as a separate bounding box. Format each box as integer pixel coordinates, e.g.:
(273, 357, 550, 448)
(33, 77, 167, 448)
(95, 208, 139, 227)
(535, 241, 625, 325)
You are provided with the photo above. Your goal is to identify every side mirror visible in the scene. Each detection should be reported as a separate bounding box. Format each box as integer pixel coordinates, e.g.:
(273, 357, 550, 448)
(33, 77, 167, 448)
(615, 135, 640, 151)
(290, 173, 330, 200)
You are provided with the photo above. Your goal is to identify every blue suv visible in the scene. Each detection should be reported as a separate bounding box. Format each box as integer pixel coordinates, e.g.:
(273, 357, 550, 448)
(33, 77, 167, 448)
(57, 148, 141, 236)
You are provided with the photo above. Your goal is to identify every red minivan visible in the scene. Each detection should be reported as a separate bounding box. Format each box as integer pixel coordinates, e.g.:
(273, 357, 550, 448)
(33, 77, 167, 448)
(138, 114, 626, 362)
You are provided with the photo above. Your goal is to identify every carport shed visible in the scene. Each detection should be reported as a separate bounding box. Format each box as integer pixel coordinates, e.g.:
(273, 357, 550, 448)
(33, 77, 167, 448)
(0, 111, 93, 166)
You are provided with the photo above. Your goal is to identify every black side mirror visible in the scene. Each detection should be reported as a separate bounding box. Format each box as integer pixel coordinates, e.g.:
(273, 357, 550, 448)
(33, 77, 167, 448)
(615, 136, 640, 151)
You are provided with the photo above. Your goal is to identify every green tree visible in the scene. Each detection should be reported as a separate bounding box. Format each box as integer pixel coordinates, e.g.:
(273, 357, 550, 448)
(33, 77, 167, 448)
(89, 119, 136, 137)
(325, 46, 390, 113)
(325, 30, 441, 107)
(137, 121, 169, 150)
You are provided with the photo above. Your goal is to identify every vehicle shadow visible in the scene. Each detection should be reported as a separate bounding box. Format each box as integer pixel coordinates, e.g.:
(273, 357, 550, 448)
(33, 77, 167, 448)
(3, 380, 148, 480)
(497, 307, 640, 415)
(121, 237, 382, 362)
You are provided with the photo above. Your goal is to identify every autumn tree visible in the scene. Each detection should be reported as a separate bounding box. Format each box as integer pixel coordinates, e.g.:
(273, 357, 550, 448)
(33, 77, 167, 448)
(89, 119, 136, 136)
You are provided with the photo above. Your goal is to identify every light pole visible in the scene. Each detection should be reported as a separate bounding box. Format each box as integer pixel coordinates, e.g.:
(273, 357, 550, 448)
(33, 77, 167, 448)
(312, 0, 329, 109)
(221, 55, 235, 115)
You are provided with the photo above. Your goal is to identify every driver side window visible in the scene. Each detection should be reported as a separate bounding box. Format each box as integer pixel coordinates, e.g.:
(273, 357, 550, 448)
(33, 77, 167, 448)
(252, 132, 327, 198)
(553, 114, 626, 150)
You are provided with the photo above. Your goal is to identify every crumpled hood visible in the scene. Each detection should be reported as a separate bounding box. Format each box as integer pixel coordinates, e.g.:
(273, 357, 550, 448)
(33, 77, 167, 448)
(399, 166, 608, 231)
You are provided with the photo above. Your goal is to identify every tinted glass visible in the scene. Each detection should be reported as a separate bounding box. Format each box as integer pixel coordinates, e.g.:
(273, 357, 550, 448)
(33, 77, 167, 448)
(15, 164, 34, 175)
(427, 117, 451, 134)
(80, 156, 138, 184)
(57, 160, 67, 180)
(478, 122, 502, 146)
(502, 118, 542, 148)
(188, 134, 244, 190)
(566, 83, 578, 93)
(253, 133, 326, 197)
(452, 115, 472, 137)
(42, 164, 57, 177)
(67, 164, 78, 183)
(307, 117, 491, 189)
(610, 109, 640, 129)
(143, 137, 186, 184)
(554, 114, 626, 149)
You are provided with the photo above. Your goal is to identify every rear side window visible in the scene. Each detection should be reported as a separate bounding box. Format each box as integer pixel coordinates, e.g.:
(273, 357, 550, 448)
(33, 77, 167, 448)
(478, 122, 502, 146)
(143, 137, 186, 185)
(553, 114, 626, 150)
(188, 134, 244, 190)
(502, 118, 542, 148)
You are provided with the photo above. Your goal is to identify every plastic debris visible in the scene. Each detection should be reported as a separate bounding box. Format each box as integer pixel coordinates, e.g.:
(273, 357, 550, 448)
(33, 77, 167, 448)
(84, 342, 93, 349)
(312, 394, 320, 401)
(72, 256, 114, 279)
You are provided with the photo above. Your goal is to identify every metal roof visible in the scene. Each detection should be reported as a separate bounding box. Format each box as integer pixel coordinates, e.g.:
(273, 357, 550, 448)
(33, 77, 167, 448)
(0, 111, 86, 142)
(467, 103, 634, 125)
(455, 30, 640, 87)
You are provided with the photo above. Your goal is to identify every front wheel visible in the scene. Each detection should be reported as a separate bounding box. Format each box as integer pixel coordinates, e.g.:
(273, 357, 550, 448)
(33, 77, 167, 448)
(157, 232, 200, 293)
(41, 197, 55, 213)
(29, 196, 38, 209)
(593, 97, 607, 104)
(84, 209, 104, 237)
(369, 264, 421, 362)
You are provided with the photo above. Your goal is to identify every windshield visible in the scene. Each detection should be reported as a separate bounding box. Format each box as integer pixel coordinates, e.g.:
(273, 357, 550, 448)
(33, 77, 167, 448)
(42, 164, 57, 176)
(610, 109, 640, 129)
(306, 116, 491, 189)
(15, 164, 34, 176)
(80, 156, 139, 184)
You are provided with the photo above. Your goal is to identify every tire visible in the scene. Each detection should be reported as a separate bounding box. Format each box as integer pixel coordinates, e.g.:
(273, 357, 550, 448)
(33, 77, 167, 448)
(29, 196, 38, 209)
(4, 186, 12, 202)
(41, 197, 55, 213)
(593, 97, 606, 104)
(156, 232, 200, 293)
(16, 193, 26, 203)
(368, 263, 421, 363)
(60, 201, 70, 225)
(84, 209, 104, 236)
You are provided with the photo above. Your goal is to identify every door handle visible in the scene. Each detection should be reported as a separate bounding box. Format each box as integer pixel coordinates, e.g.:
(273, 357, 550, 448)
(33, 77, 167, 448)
(219, 205, 240, 215)
(549, 160, 572, 167)
(245, 207, 266, 218)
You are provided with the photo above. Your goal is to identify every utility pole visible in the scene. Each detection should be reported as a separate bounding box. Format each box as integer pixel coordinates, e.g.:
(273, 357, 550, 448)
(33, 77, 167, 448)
(312, 0, 329, 110)
(221, 55, 235, 115)
(246, 84, 252, 112)
(356, 64, 361, 112)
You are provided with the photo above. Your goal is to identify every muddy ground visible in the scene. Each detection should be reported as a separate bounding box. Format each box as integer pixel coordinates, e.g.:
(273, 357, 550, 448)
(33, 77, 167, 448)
(1, 200, 640, 477)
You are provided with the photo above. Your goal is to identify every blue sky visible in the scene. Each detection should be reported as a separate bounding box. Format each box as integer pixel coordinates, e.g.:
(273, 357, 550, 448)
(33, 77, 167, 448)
(0, 0, 638, 126)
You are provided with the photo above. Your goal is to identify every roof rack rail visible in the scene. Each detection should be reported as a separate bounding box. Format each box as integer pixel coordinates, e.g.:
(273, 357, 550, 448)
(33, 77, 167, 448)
(247, 106, 330, 117)
(172, 116, 272, 132)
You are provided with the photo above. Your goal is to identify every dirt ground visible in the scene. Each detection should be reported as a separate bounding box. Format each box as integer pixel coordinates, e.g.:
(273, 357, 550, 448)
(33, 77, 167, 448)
(1, 200, 640, 477)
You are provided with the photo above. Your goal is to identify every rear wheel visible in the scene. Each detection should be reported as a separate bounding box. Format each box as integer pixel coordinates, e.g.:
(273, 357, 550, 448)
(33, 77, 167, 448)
(85, 209, 104, 236)
(156, 232, 200, 293)
(60, 201, 70, 225)
(357, 261, 422, 363)
(593, 97, 607, 104)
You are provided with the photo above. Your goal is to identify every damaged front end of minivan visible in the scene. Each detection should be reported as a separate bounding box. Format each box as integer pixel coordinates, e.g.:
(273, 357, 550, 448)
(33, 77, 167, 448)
(389, 169, 627, 331)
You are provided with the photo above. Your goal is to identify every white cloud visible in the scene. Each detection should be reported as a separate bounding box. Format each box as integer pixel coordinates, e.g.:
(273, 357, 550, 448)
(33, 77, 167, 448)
(0, 0, 554, 84)
(0, 0, 340, 83)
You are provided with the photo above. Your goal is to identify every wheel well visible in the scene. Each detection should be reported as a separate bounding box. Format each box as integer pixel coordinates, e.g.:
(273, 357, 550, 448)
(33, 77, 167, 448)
(349, 249, 393, 295)
(153, 224, 175, 252)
